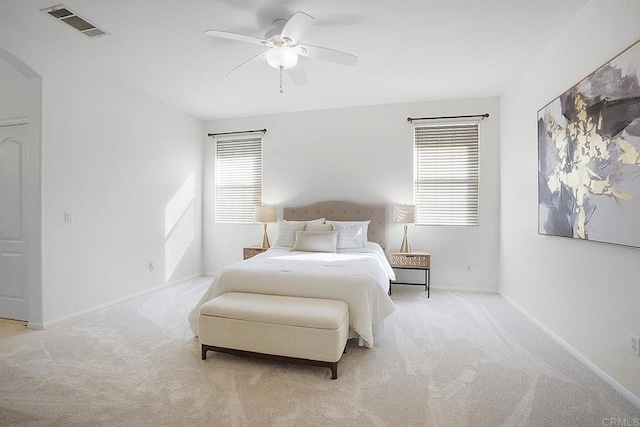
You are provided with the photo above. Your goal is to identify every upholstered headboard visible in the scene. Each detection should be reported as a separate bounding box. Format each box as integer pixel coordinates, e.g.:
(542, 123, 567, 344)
(283, 201, 388, 248)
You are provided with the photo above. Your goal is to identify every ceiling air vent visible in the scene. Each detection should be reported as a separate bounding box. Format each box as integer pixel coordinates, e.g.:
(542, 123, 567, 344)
(40, 5, 109, 38)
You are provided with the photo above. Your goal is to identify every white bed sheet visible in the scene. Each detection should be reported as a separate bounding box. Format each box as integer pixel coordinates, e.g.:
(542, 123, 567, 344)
(188, 242, 396, 348)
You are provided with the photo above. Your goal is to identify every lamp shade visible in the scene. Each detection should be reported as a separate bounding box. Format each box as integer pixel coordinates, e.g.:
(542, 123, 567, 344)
(254, 205, 277, 223)
(393, 204, 417, 223)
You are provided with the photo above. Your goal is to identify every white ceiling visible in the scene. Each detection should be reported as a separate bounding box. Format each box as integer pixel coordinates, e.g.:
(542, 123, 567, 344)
(0, 0, 590, 120)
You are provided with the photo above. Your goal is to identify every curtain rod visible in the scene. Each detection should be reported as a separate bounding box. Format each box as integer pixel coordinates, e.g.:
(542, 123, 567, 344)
(207, 129, 267, 137)
(407, 113, 489, 123)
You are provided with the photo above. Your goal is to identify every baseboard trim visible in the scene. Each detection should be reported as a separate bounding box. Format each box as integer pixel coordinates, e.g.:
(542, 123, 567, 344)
(167, 273, 204, 287)
(26, 322, 44, 330)
(431, 286, 497, 293)
(499, 291, 640, 410)
(42, 274, 204, 329)
(391, 284, 498, 293)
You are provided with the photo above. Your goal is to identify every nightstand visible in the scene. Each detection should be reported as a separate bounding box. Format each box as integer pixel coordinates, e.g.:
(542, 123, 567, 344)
(389, 251, 431, 297)
(243, 246, 267, 260)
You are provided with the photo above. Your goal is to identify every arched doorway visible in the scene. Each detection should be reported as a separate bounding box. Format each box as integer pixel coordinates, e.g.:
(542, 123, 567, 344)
(0, 46, 43, 328)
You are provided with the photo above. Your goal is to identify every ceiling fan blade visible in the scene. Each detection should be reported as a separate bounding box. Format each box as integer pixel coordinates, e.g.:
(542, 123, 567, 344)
(226, 52, 267, 77)
(297, 44, 358, 66)
(205, 29, 270, 46)
(288, 64, 309, 87)
(280, 11, 315, 44)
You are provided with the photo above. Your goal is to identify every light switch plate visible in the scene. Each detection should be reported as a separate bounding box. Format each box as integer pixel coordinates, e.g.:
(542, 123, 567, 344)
(630, 334, 640, 357)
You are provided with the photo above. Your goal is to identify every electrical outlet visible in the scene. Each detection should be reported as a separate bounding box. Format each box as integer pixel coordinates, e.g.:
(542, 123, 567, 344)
(467, 264, 472, 272)
(149, 262, 155, 272)
(630, 334, 640, 357)
(64, 211, 73, 223)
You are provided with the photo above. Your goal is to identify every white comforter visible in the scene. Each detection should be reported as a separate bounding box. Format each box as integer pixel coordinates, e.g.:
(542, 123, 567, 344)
(188, 243, 396, 348)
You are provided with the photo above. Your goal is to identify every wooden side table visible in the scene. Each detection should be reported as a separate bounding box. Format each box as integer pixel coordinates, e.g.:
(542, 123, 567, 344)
(389, 251, 431, 297)
(243, 246, 267, 260)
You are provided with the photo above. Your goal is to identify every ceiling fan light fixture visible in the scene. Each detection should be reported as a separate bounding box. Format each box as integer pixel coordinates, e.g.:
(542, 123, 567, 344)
(265, 46, 298, 70)
(204, 10, 358, 89)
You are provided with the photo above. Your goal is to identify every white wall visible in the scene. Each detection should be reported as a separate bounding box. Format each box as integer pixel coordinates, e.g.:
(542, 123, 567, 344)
(0, 46, 205, 324)
(204, 98, 500, 292)
(39, 67, 204, 323)
(0, 58, 30, 117)
(2, 38, 206, 325)
(500, 0, 640, 402)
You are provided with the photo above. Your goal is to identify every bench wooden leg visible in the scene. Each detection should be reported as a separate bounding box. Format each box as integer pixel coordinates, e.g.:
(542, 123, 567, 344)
(202, 344, 209, 360)
(329, 362, 338, 380)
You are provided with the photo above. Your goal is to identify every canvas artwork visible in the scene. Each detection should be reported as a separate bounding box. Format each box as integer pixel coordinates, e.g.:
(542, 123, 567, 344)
(538, 39, 640, 248)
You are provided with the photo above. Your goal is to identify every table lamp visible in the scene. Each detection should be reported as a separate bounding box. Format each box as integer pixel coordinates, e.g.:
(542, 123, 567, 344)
(254, 205, 277, 248)
(393, 204, 417, 253)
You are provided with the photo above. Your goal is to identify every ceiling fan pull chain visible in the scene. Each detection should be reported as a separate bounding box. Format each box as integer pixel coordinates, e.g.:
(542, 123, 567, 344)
(279, 66, 284, 93)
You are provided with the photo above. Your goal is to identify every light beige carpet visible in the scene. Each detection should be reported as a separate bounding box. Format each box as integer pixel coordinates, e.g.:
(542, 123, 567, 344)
(1, 277, 638, 426)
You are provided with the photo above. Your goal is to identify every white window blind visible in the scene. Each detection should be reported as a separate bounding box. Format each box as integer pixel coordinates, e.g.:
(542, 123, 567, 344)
(215, 135, 262, 223)
(414, 123, 479, 226)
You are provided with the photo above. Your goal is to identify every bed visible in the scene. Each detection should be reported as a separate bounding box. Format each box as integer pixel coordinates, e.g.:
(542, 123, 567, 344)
(188, 201, 396, 348)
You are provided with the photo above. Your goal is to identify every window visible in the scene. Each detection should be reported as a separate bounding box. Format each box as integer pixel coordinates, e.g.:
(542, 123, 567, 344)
(215, 135, 262, 223)
(414, 122, 479, 226)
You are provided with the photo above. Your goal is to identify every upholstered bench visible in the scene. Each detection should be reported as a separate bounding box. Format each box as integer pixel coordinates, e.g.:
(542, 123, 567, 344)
(199, 292, 349, 379)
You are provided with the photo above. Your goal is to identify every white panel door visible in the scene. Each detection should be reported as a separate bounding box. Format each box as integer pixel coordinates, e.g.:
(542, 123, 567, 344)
(0, 124, 28, 321)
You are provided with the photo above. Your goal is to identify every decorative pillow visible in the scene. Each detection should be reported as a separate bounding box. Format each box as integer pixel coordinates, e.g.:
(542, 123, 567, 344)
(326, 220, 370, 248)
(272, 219, 325, 247)
(305, 222, 334, 232)
(292, 230, 338, 253)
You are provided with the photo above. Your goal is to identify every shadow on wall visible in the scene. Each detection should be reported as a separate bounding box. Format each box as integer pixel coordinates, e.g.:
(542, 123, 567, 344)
(164, 173, 195, 283)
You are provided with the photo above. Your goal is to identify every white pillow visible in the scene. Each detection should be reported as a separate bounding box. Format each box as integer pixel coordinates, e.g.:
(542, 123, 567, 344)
(272, 219, 325, 247)
(305, 222, 334, 232)
(292, 230, 338, 253)
(326, 220, 370, 249)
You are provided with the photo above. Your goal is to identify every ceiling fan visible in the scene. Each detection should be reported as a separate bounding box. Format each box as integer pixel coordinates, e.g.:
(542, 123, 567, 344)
(204, 11, 358, 93)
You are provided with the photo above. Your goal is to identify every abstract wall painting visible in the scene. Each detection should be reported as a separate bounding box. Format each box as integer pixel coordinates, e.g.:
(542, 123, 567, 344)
(538, 39, 640, 248)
